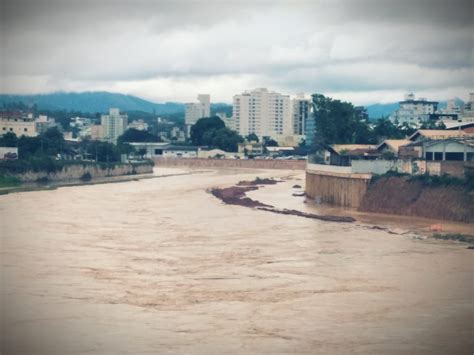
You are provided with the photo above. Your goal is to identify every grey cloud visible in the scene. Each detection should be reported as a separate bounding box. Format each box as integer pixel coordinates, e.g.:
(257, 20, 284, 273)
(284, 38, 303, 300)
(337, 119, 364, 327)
(1, 0, 473, 100)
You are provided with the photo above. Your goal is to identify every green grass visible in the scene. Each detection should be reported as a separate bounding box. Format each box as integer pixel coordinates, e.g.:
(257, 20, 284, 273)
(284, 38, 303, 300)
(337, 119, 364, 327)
(0, 175, 21, 188)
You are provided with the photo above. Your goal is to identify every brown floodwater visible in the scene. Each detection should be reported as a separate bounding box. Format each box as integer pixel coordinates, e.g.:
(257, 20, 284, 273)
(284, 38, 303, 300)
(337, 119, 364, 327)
(1, 167, 472, 354)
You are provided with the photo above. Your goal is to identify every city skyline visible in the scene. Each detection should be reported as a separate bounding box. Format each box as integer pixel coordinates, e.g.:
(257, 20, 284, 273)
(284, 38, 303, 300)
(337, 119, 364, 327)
(2, 0, 473, 105)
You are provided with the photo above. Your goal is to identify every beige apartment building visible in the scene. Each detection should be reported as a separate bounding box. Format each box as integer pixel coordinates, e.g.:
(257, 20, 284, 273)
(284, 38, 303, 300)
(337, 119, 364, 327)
(1, 116, 38, 137)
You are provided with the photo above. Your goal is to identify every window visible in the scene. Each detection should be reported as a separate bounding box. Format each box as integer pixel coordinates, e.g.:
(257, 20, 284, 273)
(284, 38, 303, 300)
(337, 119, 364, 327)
(24, 128, 28, 132)
(445, 152, 464, 161)
(434, 152, 443, 161)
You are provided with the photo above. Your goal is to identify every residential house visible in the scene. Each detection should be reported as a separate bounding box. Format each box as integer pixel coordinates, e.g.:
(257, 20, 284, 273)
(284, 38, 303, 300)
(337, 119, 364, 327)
(238, 141, 264, 156)
(376, 139, 410, 157)
(324, 144, 379, 166)
(162, 146, 198, 158)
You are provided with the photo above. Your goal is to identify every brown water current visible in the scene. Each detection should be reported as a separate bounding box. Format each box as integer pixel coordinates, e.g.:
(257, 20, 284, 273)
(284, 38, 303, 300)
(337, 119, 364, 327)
(1, 167, 473, 354)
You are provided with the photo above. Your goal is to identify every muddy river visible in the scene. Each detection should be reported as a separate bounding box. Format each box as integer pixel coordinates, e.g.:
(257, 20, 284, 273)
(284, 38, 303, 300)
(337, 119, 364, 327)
(1, 168, 472, 354)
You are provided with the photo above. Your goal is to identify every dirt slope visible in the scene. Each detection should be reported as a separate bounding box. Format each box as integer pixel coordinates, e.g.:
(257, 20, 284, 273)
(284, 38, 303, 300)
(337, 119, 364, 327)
(359, 177, 474, 223)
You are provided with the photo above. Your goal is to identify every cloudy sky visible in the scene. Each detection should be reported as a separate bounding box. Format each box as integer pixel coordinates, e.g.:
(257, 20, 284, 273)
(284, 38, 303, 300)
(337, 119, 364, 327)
(1, 0, 473, 104)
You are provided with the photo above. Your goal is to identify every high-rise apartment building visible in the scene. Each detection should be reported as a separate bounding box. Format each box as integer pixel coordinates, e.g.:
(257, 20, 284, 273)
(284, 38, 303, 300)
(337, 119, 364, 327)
(101, 108, 128, 143)
(390, 93, 438, 126)
(185, 94, 211, 135)
(292, 93, 311, 136)
(233, 88, 292, 139)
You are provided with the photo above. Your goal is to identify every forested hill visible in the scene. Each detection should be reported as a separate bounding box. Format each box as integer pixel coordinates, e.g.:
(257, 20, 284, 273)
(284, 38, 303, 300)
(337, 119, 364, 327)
(0, 92, 185, 114)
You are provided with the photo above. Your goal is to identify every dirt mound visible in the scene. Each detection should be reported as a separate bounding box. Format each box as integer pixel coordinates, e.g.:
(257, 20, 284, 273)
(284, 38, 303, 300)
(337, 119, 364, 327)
(237, 177, 279, 186)
(210, 186, 273, 208)
(360, 177, 474, 223)
(210, 184, 355, 223)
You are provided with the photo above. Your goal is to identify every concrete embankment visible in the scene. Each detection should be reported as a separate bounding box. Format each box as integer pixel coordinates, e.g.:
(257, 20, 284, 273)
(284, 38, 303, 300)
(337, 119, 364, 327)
(4, 162, 154, 183)
(359, 176, 474, 223)
(154, 157, 306, 170)
(305, 170, 372, 208)
(305, 166, 473, 223)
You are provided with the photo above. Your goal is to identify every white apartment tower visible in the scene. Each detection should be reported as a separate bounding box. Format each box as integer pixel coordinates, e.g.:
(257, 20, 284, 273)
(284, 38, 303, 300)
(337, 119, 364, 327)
(390, 93, 438, 126)
(101, 108, 128, 143)
(233, 88, 292, 139)
(185, 94, 211, 135)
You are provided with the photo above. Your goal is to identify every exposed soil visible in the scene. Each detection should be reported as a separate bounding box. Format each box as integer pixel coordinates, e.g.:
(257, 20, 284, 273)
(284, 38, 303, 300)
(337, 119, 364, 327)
(211, 179, 355, 223)
(210, 186, 273, 208)
(237, 177, 280, 186)
(360, 177, 474, 223)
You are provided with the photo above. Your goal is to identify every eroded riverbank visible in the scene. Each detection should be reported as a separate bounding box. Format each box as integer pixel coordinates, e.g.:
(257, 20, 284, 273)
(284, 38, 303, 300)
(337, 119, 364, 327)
(1, 167, 472, 354)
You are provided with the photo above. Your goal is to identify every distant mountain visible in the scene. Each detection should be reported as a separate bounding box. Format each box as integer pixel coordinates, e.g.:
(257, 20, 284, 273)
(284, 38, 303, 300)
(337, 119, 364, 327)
(0, 92, 185, 114)
(365, 103, 400, 120)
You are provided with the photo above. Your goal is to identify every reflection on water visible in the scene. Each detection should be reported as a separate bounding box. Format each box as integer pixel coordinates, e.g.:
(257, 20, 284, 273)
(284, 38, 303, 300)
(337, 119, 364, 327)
(1, 167, 472, 354)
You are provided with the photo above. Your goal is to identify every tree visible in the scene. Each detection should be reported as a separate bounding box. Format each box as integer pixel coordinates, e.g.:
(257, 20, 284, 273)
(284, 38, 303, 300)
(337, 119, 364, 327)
(0, 132, 18, 147)
(312, 93, 370, 148)
(263, 137, 278, 147)
(371, 118, 406, 141)
(205, 128, 244, 152)
(246, 133, 259, 142)
(118, 128, 160, 144)
(41, 127, 65, 155)
(83, 141, 120, 163)
(16, 127, 65, 158)
(190, 116, 225, 146)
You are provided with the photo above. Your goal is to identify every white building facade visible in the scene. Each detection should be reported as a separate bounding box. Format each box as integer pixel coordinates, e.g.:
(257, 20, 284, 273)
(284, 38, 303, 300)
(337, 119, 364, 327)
(390, 93, 438, 127)
(185, 94, 211, 135)
(233, 88, 293, 140)
(101, 108, 128, 143)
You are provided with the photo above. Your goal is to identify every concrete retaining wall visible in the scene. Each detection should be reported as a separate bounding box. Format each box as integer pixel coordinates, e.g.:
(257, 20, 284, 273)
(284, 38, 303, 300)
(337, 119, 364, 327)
(153, 157, 306, 170)
(10, 163, 153, 182)
(305, 170, 372, 208)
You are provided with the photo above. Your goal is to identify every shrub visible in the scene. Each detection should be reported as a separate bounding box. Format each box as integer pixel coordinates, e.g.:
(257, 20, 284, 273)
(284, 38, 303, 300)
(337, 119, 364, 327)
(80, 172, 92, 181)
(408, 173, 464, 188)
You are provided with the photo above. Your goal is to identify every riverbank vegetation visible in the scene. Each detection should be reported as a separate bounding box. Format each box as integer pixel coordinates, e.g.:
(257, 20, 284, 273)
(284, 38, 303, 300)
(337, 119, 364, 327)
(0, 175, 21, 188)
(0, 127, 153, 184)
